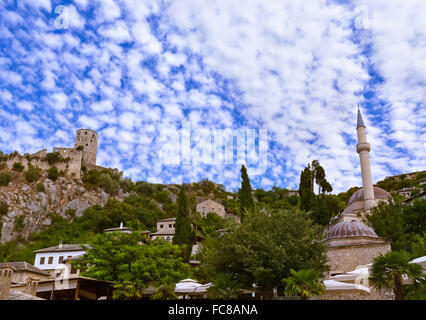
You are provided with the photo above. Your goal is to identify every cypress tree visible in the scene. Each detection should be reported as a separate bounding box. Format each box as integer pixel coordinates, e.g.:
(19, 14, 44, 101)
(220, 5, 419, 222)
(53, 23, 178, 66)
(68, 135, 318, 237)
(173, 186, 195, 260)
(298, 165, 316, 212)
(239, 165, 254, 216)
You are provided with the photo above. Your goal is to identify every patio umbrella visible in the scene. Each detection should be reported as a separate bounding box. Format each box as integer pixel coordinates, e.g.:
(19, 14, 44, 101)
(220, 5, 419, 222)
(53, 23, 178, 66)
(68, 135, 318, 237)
(323, 279, 370, 295)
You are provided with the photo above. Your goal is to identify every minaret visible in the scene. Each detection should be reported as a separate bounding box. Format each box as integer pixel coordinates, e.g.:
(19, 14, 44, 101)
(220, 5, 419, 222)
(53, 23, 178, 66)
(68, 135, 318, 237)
(356, 106, 375, 210)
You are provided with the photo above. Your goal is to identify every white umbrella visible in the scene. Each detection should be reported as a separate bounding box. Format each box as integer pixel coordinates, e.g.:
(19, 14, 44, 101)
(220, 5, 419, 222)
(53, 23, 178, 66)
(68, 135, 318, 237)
(333, 267, 370, 284)
(324, 279, 370, 294)
(175, 279, 205, 294)
(411, 256, 426, 269)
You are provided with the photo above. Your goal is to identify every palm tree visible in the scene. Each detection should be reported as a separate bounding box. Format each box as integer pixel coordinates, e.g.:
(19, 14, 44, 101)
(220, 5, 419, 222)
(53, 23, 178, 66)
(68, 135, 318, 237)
(207, 273, 242, 300)
(151, 282, 177, 300)
(282, 269, 325, 300)
(369, 251, 424, 300)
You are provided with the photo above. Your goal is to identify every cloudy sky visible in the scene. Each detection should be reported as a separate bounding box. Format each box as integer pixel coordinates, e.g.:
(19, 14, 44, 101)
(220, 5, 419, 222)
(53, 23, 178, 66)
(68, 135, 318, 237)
(0, 0, 425, 193)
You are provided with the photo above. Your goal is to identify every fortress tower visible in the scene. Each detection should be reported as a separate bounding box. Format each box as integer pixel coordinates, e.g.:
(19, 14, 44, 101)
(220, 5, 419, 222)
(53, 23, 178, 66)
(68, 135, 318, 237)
(74, 129, 98, 168)
(356, 107, 375, 210)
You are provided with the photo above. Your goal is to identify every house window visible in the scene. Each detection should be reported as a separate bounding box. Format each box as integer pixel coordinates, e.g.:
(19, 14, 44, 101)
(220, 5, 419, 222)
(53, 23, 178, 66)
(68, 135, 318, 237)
(40, 257, 45, 265)
(67, 255, 72, 259)
(169, 224, 172, 228)
(160, 224, 163, 228)
(58, 256, 64, 264)
(48, 257, 53, 264)
(71, 265, 78, 274)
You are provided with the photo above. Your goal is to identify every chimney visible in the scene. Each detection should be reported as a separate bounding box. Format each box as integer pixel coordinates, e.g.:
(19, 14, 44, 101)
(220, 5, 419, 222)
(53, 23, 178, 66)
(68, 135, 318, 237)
(24, 277, 40, 297)
(0, 266, 15, 300)
(120, 222, 123, 229)
(59, 240, 63, 249)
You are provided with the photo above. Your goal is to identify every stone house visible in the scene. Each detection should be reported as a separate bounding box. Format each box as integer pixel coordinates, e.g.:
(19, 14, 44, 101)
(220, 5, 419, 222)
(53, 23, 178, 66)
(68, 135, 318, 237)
(196, 199, 226, 218)
(150, 218, 176, 242)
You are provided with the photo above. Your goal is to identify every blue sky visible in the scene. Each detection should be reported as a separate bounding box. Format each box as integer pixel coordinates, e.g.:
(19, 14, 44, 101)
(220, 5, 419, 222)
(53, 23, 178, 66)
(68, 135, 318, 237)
(0, 0, 425, 193)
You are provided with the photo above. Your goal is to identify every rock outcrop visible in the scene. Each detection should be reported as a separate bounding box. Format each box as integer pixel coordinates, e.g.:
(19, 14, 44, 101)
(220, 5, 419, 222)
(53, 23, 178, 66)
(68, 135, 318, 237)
(0, 174, 126, 244)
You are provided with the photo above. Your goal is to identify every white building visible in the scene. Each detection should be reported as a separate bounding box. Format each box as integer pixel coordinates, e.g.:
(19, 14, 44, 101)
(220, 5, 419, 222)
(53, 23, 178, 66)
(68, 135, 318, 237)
(34, 242, 88, 277)
(150, 218, 176, 242)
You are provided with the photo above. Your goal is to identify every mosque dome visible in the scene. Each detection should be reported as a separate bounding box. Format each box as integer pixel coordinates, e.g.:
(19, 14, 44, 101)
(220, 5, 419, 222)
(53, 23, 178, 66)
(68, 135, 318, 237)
(324, 220, 379, 241)
(347, 186, 391, 205)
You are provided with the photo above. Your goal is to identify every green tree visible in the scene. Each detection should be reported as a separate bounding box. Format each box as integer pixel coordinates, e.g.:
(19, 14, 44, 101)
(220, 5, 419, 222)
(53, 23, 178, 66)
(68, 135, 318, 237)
(151, 280, 177, 300)
(238, 165, 254, 216)
(298, 165, 316, 212)
(173, 186, 195, 260)
(202, 208, 328, 297)
(365, 198, 426, 252)
(369, 251, 424, 300)
(207, 273, 242, 300)
(47, 166, 59, 181)
(81, 233, 191, 300)
(282, 269, 325, 300)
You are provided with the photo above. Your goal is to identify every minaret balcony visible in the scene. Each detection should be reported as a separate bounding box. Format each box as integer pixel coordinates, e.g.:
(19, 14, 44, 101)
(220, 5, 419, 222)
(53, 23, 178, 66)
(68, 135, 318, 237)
(356, 142, 370, 153)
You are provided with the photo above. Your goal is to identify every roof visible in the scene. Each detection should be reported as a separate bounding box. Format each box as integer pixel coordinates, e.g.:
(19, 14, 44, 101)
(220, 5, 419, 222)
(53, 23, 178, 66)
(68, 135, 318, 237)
(324, 221, 379, 241)
(9, 289, 45, 300)
(34, 244, 90, 253)
(156, 218, 176, 222)
(103, 227, 133, 232)
(403, 191, 426, 203)
(0, 262, 50, 276)
(348, 186, 391, 205)
(357, 106, 366, 128)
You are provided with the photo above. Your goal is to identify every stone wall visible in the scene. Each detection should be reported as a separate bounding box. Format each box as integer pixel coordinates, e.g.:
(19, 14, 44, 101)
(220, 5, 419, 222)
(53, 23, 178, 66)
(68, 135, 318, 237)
(316, 288, 394, 300)
(196, 199, 226, 218)
(326, 239, 391, 275)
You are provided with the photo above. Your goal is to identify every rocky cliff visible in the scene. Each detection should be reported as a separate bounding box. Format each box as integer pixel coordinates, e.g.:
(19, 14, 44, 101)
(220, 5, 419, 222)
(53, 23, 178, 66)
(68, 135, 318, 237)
(0, 173, 126, 244)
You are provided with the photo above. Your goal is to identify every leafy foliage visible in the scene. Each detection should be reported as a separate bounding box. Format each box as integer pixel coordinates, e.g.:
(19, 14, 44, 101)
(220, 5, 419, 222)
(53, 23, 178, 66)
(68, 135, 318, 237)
(36, 182, 45, 193)
(0, 172, 12, 186)
(365, 198, 426, 252)
(80, 232, 191, 300)
(201, 208, 328, 294)
(239, 165, 254, 217)
(174, 186, 196, 260)
(207, 273, 242, 300)
(25, 165, 42, 183)
(12, 162, 24, 172)
(45, 152, 68, 165)
(282, 269, 325, 300)
(47, 166, 59, 181)
(14, 215, 25, 232)
(369, 251, 425, 300)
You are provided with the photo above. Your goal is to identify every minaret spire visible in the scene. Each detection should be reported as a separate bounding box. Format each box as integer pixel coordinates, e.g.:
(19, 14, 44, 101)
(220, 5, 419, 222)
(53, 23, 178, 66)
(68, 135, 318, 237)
(356, 106, 375, 210)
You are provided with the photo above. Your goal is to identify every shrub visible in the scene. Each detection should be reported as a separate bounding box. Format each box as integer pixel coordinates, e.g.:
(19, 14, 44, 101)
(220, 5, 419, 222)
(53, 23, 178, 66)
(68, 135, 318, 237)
(12, 162, 25, 172)
(47, 167, 59, 181)
(65, 209, 76, 218)
(83, 169, 101, 185)
(36, 182, 45, 193)
(0, 172, 12, 186)
(99, 173, 120, 195)
(45, 152, 64, 165)
(25, 166, 42, 183)
(0, 201, 9, 216)
(14, 215, 25, 232)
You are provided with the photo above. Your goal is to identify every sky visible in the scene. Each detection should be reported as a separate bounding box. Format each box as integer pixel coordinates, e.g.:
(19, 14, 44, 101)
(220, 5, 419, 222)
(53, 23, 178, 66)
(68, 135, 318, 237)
(0, 0, 425, 193)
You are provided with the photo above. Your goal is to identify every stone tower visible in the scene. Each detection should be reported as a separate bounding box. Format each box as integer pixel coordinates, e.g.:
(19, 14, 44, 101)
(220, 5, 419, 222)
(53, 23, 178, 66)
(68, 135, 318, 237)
(356, 106, 375, 210)
(74, 129, 98, 168)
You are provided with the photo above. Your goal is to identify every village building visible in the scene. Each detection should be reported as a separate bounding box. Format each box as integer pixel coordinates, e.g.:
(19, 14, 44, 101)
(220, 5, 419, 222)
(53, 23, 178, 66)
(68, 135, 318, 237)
(33, 242, 89, 277)
(196, 199, 227, 218)
(104, 222, 133, 234)
(0, 265, 45, 300)
(150, 218, 176, 242)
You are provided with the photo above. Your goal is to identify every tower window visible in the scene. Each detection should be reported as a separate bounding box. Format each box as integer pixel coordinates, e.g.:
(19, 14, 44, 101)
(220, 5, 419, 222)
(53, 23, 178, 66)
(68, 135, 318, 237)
(85, 132, 87, 135)
(86, 144, 88, 147)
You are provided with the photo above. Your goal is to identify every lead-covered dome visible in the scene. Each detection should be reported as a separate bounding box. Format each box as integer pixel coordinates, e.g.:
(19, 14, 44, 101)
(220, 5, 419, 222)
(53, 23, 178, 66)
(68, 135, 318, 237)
(348, 186, 391, 205)
(324, 220, 379, 241)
